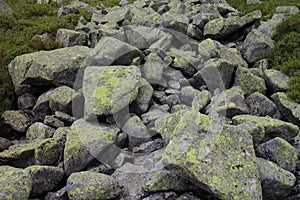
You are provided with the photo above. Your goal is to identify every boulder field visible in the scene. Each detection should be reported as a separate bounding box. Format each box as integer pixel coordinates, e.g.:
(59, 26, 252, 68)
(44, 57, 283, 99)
(1, 0, 300, 199)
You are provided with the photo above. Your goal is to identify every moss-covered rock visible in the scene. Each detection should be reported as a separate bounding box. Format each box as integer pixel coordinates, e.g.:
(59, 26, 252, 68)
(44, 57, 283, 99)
(67, 171, 121, 200)
(131, 78, 153, 114)
(241, 29, 275, 63)
(245, 92, 282, 119)
(232, 115, 299, 141)
(44, 115, 65, 128)
(156, 110, 262, 199)
(49, 86, 75, 115)
(171, 49, 200, 77)
(17, 93, 36, 110)
(64, 119, 118, 176)
(0, 166, 32, 199)
(32, 89, 54, 120)
(8, 46, 90, 95)
(24, 165, 64, 195)
(257, 157, 296, 199)
(264, 69, 289, 93)
(271, 92, 300, 126)
(83, 65, 141, 118)
(234, 66, 267, 96)
(56, 28, 87, 48)
(1, 110, 36, 133)
(26, 122, 55, 141)
(256, 137, 298, 172)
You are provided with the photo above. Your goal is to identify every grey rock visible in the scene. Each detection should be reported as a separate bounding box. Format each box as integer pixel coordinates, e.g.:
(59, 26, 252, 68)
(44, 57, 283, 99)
(0, 0, 13, 15)
(67, 172, 121, 200)
(26, 122, 56, 141)
(25, 166, 64, 195)
(133, 138, 165, 154)
(143, 192, 178, 200)
(33, 89, 54, 120)
(190, 4, 221, 29)
(54, 111, 76, 126)
(161, 94, 181, 107)
(276, 6, 299, 15)
(256, 137, 298, 172)
(245, 92, 282, 119)
(18, 93, 37, 110)
(271, 92, 300, 126)
(180, 86, 203, 106)
(234, 66, 267, 96)
(257, 157, 296, 199)
(0, 166, 32, 199)
(56, 29, 87, 47)
(191, 90, 211, 111)
(241, 29, 275, 63)
(141, 109, 169, 126)
(247, 0, 261, 4)
(264, 69, 289, 93)
(57, 6, 79, 18)
(131, 78, 153, 114)
(49, 86, 75, 115)
(171, 49, 200, 77)
(0, 137, 13, 151)
(45, 186, 68, 200)
(44, 115, 65, 128)
(1, 110, 36, 133)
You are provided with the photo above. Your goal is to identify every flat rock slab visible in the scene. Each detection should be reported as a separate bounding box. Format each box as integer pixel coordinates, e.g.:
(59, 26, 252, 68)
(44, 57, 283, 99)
(156, 109, 262, 199)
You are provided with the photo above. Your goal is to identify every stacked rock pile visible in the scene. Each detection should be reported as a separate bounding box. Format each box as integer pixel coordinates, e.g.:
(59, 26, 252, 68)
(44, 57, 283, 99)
(1, 0, 300, 199)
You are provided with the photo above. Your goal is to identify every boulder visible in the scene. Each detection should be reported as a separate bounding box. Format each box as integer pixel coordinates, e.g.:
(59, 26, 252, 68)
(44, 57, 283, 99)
(83, 66, 141, 118)
(0, 166, 32, 199)
(64, 119, 118, 175)
(264, 69, 289, 93)
(191, 90, 211, 111)
(241, 29, 275, 63)
(54, 111, 76, 126)
(25, 166, 64, 195)
(56, 29, 87, 47)
(0, 137, 13, 151)
(256, 137, 298, 172)
(8, 46, 90, 95)
(1, 110, 36, 133)
(276, 6, 299, 15)
(17, 93, 36, 110)
(44, 115, 65, 128)
(32, 89, 54, 120)
(257, 157, 296, 198)
(0, 0, 12, 15)
(234, 66, 267, 96)
(26, 122, 56, 141)
(156, 110, 262, 199)
(171, 49, 200, 77)
(130, 78, 153, 114)
(232, 115, 299, 142)
(271, 92, 300, 126)
(245, 92, 281, 119)
(49, 86, 75, 115)
(67, 172, 121, 200)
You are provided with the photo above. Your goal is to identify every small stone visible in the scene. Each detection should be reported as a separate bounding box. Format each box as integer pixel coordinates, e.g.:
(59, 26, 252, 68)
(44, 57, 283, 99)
(18, 93, 37, 110)
(44, 115, 65, 128)
(0, 137, 13, 151)
(33, 89, 54, 120)
(26, 122, 56, 141)
(56, 29, 87, 47)
(49, 86, 75, 115)
(54, 111, 76, 126)
(1, 110, 36, 133)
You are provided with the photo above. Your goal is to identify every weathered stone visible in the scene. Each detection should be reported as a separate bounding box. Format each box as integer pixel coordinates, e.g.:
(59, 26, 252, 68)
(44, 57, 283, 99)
(171, 49, 200, 77)
(257, 157, 296, 199)
(190, 4, 221, 29)
(0, 137, 13, 151)
(206, 86, 249, 118)
(57, 6, 79, 17)
(56, 29, 87, 47)
(0, 166, 32, 199)
(0, 138, 58, 167)
(25, 166, 64, 195)
(161, 12, 189, 33)
(44, 115, 65, 128)
(67, 172, 121, 200)
(141, 53, 167, 84)
(247, 0, 261, 4)
(64, 119, 117, 175)
(234, 66, 266, 96)
(0, 0, 13, 15)
(142, 109, 169, 126)
(192, 58, 236, 93)
(131, 7, 162, 27)
(131, 78, 153, 114)
(198, 38, 247, 67)
(17, 93, 36, 110)
(1, 110, 36, 133)
(232, 115, 299, 142)
(83, 66, 141, 118)
(256, 137, 298, 172)
(241, 29, 275, 63)
(191, 90, 211, 111)
(49, 86, 75, 115)
(26, 122, 56, 141)
(187, 24, 203, 40)
(45, 186, 68, 200)
(143, 192, 178, 200)
(264, 69, 289, 93)
(8, 46, 90, 94)
(133, 138, 165, 154)
(271, 92, 300, 126)
(155, 110, 262, 199)
(245, 92, 281, 119)
(33, 89, 54, 120)
(161, 94, 181, 107)
(276, 6, 299, 14)
(54, 111, 76, 126)
(204, 10, 261, 39)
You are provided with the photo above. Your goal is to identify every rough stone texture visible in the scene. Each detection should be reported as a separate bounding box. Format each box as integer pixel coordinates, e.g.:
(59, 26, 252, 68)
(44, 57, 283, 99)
(264, 69, 289, 93)
(271, 92, 300, 126)
(234, 66, 267, 96)
(49, 86, 75, 115)
(245, 92, 281, 119)
(8, 46, 90, 95)
(206, 86, 249, 118)
(131, 78, 153, 114)
(0, 0, 13, 15)
(232, 115, 299, 142)
(155, 109, 262, 199)
(56, 29, 87, 47)
(67, 171, 121, 200)
(0, 166, 32, 199)
(0, 137, 13, 151)
(256, 137, 298, 173)
(257, 157, 296, 199)
(64, 119, 117, 176)
(17, 93, 37, 110)
(1, 110, 36, 133)
(32, 89, 54, 120)
(276, 6, 299, 14)
(171, 49, 200, 77)
(83, 66, 141, 118)
(44, 115, 65, 128)
(26, 122, 56, 141)
(25, 166, 64, 195)
(241, 29, 275, 63)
